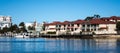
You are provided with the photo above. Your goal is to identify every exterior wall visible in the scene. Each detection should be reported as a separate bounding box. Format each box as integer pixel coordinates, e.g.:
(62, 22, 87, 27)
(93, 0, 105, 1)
(99, 24, 107, 28)
(72, 24, 82, 34)
(60, 25, 66, 32)
(107, 24, 116, 34)
(117, 20, 120, 22)
(46, 25, 56, 32)
(0, 17, 3, 21)
(25, 23, 33, 27)
(95, 24, 116, 34)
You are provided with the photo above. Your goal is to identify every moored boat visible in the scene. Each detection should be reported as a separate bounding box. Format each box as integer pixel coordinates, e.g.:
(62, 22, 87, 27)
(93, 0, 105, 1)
(15, 34, 29, 38)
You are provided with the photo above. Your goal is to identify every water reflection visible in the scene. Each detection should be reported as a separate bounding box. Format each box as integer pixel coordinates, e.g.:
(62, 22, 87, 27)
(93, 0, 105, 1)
(0, 37, 120, 53)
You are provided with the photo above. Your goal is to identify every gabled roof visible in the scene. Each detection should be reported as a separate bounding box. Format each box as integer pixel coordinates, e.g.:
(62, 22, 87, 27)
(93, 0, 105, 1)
(61, 21, 71, 25)
(44, 16, 119, 26)
(44, 21, 61, 26)
(88, 19, 116, 24)
(109, 16, 120, 20)
(101, 16, 120, 20)
(73, 20, 85, 24)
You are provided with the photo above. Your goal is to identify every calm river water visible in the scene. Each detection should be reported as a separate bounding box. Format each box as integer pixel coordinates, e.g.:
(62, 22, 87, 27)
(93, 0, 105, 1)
(0, 37, 120, 53)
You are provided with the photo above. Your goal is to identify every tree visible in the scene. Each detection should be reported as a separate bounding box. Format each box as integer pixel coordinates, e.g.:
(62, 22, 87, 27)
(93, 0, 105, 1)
(19, 22, 27, 32)
(116, 22, 120, 30)
(2, 27, 9, 33)
(28, 26, 35, 30)
(9, 24, 19, 33)
(84, 15, 101, 21)
(93, 14, 100, 18)
(19, 22, 25, 27)
(85, 17, 94, 21)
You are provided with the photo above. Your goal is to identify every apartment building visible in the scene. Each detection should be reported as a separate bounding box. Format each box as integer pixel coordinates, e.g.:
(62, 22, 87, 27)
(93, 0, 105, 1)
(43, 16, 120, 35)
(81, 19, 116, 35)
(101, 16, 120, 22)
(0, 16, 12, 29)
(44, 20, 85, 35)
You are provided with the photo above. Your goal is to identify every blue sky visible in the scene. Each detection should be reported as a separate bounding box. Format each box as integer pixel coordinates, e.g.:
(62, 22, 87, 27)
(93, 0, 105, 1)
(0, 0, 120, 24)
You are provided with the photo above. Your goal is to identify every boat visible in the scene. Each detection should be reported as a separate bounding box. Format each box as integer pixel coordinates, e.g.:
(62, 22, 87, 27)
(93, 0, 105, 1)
(15, 34, 29, 38)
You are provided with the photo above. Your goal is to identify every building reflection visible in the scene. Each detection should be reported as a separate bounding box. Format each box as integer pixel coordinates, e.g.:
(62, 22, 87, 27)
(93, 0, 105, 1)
(94, 39, 117, 49)
(0, 38, 119, 53)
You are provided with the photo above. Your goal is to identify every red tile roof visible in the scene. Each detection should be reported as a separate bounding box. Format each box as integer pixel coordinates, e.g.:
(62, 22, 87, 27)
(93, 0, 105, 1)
(44, 19, 85, 26)
(61, 21, 71, 25)
(88, 19, 116, 24)
(101, 16, 120, 20)
(109, 16, 120, 20)
(44, 21, 61, 26)
(73, 20, 85, 24)
(44, 16, 119, 26)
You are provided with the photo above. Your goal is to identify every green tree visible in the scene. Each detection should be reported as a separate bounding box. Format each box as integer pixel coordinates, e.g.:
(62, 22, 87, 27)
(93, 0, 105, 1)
(116, 22, 120, 30)
(85, 15, 100, 21)
(2, 27, 9, 33)
(28, 26, 35, 30)
(19, 22, 27, 32)
(9, 24, 19, 33)
(19, 22, 25, 27)
(94, 14, 100, 18)
(85, 17, 94, 21)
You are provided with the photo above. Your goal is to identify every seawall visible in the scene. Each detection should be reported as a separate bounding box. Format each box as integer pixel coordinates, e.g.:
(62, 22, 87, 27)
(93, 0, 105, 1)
(93, 35, 120, 39)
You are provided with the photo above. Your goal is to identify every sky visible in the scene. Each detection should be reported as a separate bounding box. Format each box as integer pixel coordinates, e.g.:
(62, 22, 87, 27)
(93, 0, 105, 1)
(0, 0, 120, 24)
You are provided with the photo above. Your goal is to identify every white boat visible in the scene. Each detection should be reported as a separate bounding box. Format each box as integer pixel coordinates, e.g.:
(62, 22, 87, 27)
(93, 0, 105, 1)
(15, 35, 29, 38)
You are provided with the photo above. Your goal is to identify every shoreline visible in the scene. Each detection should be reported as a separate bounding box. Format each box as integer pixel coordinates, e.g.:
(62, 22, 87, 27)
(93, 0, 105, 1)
(30, 34, 120, 39)
(1, 34, 120, 39)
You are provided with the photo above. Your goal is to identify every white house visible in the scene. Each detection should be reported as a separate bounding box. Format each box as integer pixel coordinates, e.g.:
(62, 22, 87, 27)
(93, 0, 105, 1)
(25, 21, 43, 35)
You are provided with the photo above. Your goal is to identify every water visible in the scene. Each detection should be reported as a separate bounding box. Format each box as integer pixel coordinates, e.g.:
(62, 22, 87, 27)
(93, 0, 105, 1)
(0, 37, 120, 53)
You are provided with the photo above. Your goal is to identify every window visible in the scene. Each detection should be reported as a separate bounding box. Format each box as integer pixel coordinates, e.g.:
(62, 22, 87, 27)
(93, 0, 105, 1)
(77, 24, 79, 27)
(71, 28, 74, 31)
(87, 25, 90, 27)
(59, 25, 61, 27)
(56, 25, 61, 27)
(3, 18, 7, 21)
(71, 24, 74, 26)
(75, 28, 77, 30)
(82, 29, 85, 31)
(64, 25, 66, 27)
(68, 24, 70, 27)
(87, 29, 90, 31)
(82, 25, 85, 27)
(94, 29, 96, 31)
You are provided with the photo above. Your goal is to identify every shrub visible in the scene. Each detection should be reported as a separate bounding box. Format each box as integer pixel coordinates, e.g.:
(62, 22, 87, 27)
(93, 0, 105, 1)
(92, 32, 96, 35)
(47, 32, 56, 34)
